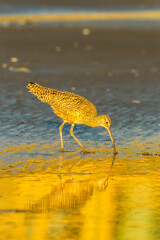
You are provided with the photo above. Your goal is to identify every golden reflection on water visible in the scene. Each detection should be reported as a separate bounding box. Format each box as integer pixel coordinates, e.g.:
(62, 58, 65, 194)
(0, 141, 160, 240)
(28, 155, 114, 212)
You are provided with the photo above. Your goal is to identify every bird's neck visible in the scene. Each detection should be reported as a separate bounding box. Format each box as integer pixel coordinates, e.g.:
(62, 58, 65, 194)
(85, 115, 102, 128)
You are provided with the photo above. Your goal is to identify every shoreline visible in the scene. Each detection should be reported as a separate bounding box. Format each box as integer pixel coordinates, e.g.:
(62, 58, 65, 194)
(0, 10, 160, 24)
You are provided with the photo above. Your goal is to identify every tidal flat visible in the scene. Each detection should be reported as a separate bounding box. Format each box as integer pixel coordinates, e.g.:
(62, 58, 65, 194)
(0, 17, 160, 240)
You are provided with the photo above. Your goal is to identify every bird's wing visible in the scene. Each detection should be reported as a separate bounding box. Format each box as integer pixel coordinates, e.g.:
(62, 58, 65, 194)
(27, 83, 97, 123)
(52, 91, 97, 116)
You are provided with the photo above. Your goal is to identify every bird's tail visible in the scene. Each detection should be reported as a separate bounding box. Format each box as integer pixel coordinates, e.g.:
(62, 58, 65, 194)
(27, 82, 55, 103)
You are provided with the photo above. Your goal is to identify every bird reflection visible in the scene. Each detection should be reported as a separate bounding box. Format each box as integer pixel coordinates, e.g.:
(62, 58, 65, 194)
(28, 154, 116, 213)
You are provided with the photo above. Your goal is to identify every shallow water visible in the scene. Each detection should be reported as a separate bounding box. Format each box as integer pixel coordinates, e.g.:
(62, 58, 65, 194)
(0, 80, 160, 240)
(0, 10, 160, 240)
(0, 148, 160, 240)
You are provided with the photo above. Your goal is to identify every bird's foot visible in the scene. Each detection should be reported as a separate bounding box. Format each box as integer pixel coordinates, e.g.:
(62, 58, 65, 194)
(81, 147, 95, 154)
(114, 151, 118, 155)
(59, 147, 66, 152)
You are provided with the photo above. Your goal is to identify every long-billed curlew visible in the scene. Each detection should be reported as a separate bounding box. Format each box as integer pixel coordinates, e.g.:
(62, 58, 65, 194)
(27, 82, 117, 154)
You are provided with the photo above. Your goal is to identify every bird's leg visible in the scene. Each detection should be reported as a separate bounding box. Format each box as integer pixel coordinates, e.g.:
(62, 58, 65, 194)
(69, 124, 86, 152)
(59, 121, 66, 152)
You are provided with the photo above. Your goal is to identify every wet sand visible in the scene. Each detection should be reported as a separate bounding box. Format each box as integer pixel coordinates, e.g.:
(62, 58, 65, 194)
(0, 22, 160, 240)
(0, 25, 160, 137)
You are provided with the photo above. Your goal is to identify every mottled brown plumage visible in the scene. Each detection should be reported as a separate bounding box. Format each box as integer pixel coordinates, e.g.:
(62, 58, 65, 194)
(27, 82, 117, 154)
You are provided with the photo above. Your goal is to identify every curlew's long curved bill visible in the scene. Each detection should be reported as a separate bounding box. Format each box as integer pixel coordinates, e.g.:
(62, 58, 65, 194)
(106, 127, 117, 155)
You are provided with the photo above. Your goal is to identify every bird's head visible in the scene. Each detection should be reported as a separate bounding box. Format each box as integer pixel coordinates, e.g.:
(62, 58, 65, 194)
(99, 114, 111, 128)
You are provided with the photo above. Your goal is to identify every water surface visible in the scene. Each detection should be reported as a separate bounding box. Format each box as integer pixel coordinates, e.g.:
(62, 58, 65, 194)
(0, 7, 160, 240)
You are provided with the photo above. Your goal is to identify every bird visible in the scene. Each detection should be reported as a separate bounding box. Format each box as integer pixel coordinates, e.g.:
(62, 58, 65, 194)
(27, 82, 117, 154)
